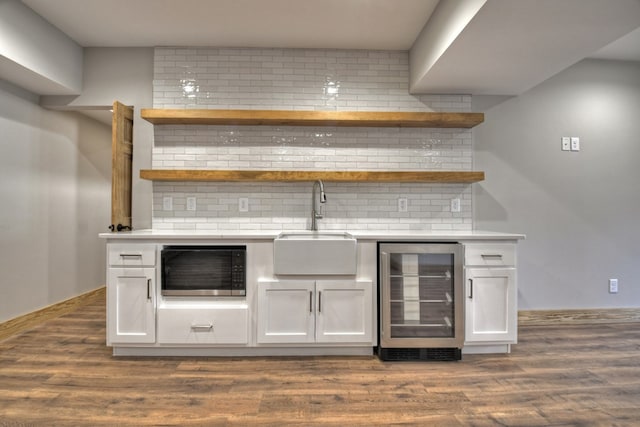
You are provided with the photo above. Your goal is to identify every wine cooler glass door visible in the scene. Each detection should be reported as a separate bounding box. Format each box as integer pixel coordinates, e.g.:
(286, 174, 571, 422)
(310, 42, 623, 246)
(380, 243, 463, 348)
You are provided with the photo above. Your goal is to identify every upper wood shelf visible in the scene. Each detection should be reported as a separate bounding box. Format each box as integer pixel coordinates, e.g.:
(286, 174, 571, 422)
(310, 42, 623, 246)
(140, 109, 484, 128)
(140, 169, 485, 183)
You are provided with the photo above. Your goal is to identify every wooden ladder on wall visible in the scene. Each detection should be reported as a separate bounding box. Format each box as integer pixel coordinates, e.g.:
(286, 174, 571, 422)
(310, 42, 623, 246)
(109, 101, 134, 232)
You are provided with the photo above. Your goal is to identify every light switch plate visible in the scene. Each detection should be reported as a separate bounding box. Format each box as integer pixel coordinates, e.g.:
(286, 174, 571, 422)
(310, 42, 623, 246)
(239, 198, 249, 212)
(451, 198, 461, 213)
(186, 197, 197, 211)
(561, 137, 571, 151)
(398, 198, 408, 212)
(571, 137, 580, 151)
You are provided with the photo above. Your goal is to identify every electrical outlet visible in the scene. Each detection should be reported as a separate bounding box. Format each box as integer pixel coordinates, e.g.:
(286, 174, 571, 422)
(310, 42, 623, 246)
(162, 196, 173, 211)
(239, 198, 249, 212)
(186, 197, 197, 211)
(561, 137, 571, 151)
(451, 198, 461, 213)
(398, 198, 408, 212)
(571, 137, 580, 151)
(609, 279, 618, 294)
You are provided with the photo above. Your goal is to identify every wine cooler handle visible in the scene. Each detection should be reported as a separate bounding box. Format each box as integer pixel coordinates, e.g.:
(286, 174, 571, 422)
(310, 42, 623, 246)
(468, 278, 473, 299)
(381, 252, 389, 290)
(380, 251, 389, 338)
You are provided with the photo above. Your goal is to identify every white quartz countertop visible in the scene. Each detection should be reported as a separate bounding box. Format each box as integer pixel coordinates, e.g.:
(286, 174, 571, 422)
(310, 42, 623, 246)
(99, 229, 525, 241)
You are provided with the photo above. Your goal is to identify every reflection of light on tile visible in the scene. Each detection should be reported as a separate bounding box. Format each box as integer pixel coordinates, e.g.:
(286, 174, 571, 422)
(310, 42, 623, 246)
(324, 76, 340, 94)
(216, 130, 238, 145)
(271, 135, 296, 154)
(414, 138, 445, 168)
(311, 131, 333, 147)
(179, 66, 199, 99)
(180, 79, 200, 98)
(323, 75, 340, 108)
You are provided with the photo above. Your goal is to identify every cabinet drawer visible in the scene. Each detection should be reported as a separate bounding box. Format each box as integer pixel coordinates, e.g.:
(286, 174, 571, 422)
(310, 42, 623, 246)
(157, 307, 248, 345)
(465, 244, 515, 267)
(108, 244, 156, 267)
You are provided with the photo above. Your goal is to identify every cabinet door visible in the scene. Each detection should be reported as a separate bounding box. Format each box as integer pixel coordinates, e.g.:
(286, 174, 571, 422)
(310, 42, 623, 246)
(465, 268, 516, 343)
(316, 280, 373, 344)
(107, 268, 156, 344)
(257, 281, 315, 344)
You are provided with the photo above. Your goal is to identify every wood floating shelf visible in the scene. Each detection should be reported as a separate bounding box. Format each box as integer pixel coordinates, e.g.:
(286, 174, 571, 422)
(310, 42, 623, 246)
(140, 169, 485, 183)
(140, 109, 484, 128)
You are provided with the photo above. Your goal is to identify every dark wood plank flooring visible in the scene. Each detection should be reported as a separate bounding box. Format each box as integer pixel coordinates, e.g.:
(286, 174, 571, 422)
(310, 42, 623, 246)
(1, 298, 640, 426)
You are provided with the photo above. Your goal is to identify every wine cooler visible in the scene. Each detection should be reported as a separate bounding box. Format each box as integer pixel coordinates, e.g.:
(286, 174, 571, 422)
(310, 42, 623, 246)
(378, 243, 463, 361)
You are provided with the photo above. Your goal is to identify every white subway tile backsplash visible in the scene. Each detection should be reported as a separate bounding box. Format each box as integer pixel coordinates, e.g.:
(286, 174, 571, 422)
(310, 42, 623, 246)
(151, 47, 474, 231)
(152, 181, 472, 232)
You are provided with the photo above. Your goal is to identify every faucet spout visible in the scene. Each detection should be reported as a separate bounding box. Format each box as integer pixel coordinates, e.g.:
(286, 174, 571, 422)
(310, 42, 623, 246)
(311, 180, 326, 231)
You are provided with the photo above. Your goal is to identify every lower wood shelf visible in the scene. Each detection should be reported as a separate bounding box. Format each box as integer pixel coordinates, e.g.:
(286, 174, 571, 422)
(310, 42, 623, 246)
(139, 169, 485, 183)
(140, 109, 484, 128)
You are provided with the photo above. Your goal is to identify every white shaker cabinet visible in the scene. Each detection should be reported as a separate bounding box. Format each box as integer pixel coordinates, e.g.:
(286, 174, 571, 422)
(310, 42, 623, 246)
(315, 280, 373, 343)
(257, 280, 316, 344)
(463, 243, 517, 352)
(106, 244, 157, 345)
(257, 280, 373, 345)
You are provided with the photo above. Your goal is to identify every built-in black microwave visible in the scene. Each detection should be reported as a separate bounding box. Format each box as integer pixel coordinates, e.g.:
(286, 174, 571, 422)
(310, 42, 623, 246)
(161, 246, 246, 296)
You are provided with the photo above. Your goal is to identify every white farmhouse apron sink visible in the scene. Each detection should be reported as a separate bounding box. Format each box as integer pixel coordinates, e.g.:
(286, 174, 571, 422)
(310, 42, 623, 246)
(273, 231, 357, 275)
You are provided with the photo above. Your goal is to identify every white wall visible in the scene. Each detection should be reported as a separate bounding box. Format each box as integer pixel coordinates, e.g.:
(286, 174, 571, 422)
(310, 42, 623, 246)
(42, 47, 155, 229)
(409, 0, 486, 93)
(0, 0, 82, 94)
(474, 59, 640, 310)
(0, 80, 111, 322)
(83, 48, 154, 230)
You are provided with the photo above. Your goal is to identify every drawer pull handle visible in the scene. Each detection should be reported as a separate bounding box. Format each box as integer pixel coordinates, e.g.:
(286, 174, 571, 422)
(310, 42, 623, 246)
(481, 254, 503, 259)
(120, 254, 143, 258)
(191, 324, 213, 332)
